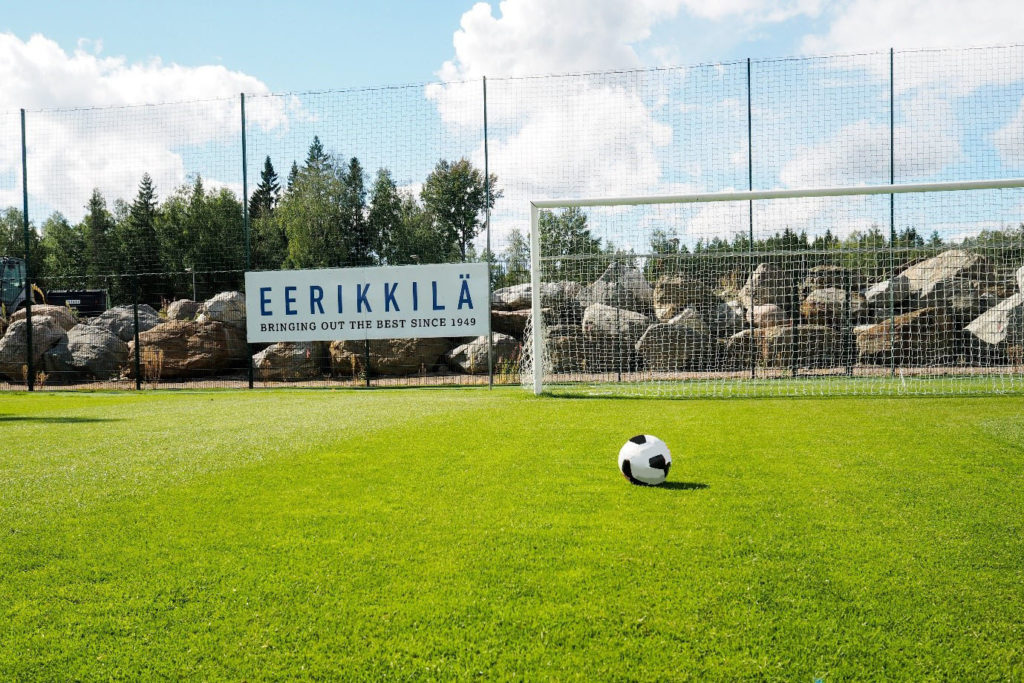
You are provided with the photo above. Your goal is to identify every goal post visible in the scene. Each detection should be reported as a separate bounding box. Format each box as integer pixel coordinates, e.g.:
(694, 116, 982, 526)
(525, 178, 1024, 397)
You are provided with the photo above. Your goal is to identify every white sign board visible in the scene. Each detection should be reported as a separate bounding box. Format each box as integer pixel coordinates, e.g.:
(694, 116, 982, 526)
(245, 263, 490, 343)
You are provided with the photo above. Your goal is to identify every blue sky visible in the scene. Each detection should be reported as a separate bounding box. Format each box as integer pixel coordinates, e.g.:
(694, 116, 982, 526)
(1, 0, 1022, 250)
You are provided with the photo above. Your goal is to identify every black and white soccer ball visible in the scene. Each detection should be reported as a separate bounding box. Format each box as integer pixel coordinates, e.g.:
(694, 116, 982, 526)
(618, 435, 671, 486)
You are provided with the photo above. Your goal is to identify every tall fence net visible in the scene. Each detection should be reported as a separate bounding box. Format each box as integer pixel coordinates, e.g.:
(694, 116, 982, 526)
(0, 45, 1022, 394)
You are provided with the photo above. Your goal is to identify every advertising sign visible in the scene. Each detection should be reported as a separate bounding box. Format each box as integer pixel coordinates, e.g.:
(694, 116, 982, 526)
(245, 262, 490, 343)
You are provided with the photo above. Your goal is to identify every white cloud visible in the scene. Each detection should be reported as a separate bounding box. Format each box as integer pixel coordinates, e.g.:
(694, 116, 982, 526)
(681, 0, 822, 23)
(993, 99, 1024, 170)
(0, 33, 291, 219)
(802, 0, 1024, 55)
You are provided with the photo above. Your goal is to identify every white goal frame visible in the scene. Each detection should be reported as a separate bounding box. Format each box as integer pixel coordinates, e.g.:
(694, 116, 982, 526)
(528, 178, 1024, 395)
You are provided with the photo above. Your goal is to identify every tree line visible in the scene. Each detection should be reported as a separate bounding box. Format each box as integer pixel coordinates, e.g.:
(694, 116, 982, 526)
(0, 136, 498, 306)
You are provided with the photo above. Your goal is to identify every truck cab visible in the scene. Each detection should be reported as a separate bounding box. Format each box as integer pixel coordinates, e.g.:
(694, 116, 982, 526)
(0, 257, 27, 315)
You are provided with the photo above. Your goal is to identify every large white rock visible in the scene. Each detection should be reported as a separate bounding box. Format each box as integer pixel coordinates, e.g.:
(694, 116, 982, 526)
(446, 333, 519, 374)
(87, 304, 161, 342)
(965, 293, 1024, 346)
(10, 304, 77, 331)
(197, 291, 246, 329)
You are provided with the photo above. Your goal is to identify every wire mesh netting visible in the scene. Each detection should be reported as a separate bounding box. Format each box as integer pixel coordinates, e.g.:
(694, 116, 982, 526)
(521, 189, 1024, 397)
(0, 45, 1022, 394)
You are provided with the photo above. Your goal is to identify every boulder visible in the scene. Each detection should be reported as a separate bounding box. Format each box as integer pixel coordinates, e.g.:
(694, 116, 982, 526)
(491, 281, 583, 312)
(898, 249, 992, 302)
(801, 288, 866, 326)
(738, 262, 796, 309)
(965, 293, 1024, 346)
(446, 333, 519, 374)
(801, 265, 862, 294)
(43, 326, 128, 381)
(581, 303, 651, 371)
(10, 304, 77, 331)
(726, 324, 845, 370)
(714, 300, 745, 335)
(253, 342, 326, 381)
(197, 291, 246, 328)
(864, 275, 913, 307)
(1017, 265, 1024, 293)
(854, 307, 956, 366)
(166, 299, 202, 321)
(491, 309, 531, 339)
(582, 263, 654, 316)
(329, 337, 451, 377)
(635, 317, 717, 372)
(128, 320, 249, 379)
(0, 318, 66, 381)
(746, 304, 788, 328)
(652, 275, 718, 321)
(87, 304, 161, 342)
(545, 324, 586, 374)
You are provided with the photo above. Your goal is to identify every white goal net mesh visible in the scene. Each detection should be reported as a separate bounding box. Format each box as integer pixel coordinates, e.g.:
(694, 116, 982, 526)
(519, 185, 1024, 397)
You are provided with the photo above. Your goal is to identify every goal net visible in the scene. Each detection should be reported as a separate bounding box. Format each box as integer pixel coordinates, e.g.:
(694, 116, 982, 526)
(520, 180, 1024, 398)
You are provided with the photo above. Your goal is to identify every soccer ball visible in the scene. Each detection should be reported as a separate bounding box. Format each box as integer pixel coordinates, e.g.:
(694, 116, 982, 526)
(618, 435, 671, 486)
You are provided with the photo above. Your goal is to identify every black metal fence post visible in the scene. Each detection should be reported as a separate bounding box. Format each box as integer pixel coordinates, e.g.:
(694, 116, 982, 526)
(241, 92, 254, 390)
(20, 109, 34, 391)
(133, 275, 142, 390)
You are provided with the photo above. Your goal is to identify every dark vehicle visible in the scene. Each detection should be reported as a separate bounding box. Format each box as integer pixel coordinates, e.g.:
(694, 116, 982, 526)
(1, 257, 108, 319)
(44, 289, 110, 317)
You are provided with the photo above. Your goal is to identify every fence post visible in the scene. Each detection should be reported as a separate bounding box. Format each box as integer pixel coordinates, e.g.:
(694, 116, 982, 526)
(888, 47, 897, 378)
(133, 275, 142, 390)
(241, 92, 254, 389)
(746, 58, 756, 380)
(483, 75, 494, 389)
(20, 109, 34, 391)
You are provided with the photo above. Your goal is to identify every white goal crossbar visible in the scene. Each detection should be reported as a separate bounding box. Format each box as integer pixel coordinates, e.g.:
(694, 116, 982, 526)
(528, 178, 1024, 395)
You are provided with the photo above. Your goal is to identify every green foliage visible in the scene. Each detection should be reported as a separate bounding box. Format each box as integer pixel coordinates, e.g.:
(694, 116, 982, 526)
(0, 207, 43, 280)
(248, 156, 281, 221)
(2, 389, 1024, 679)
(368, 169, 403, 265)
(339, 157, 371, 266)
(40, 213, 85, 283)
(538, 207, 608, 282)
(279, 140, 349, 269)
(421, 158, 499, 261)
(496, 227, 530, 288)
(80, 189, 116, 284)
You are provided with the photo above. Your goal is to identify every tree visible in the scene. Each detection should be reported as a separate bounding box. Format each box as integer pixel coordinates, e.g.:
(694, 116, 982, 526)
(340, 157, 371, 265)
(421, 158, 499, 261)
(497, 227, 530, 288)
(369, 169, 404, 265)
(40, 212, 85, 284)
(80, 189, 116, 283)
(0, 208, 43, 282)
(537, 207, 603, 281)
(287, 161, 299, 192)
(249, 156, 281, 221)
(119, 173, 160, 274)
(279, 138, 348, 269)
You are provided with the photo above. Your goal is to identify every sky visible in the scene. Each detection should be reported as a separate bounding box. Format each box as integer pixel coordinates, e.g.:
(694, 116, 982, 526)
(1, 0, 1023, 250)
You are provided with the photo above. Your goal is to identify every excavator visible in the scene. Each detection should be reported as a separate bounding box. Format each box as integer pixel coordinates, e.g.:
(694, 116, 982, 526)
(0, 256, 108, 322)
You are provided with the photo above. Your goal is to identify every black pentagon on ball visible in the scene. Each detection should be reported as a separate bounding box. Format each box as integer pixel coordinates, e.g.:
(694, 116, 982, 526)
(629, 435, 647, 445)
(648, 454, 669, 471)
(621, 458, 653, 486)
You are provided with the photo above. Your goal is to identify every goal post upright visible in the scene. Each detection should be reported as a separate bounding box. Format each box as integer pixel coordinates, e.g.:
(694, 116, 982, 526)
(529, 201, 544, 395)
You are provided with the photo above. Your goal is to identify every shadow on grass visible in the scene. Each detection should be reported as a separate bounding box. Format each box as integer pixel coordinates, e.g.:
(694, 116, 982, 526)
(0, 415, 120, 424)
(659, 481, 709, 491)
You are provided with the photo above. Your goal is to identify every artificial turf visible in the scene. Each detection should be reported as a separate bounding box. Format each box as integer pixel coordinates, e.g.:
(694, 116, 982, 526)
(1, 388, 1022, 680)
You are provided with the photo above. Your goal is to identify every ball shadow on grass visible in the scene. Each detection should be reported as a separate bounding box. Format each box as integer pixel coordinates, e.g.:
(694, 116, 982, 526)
(658, 481, 709, 491)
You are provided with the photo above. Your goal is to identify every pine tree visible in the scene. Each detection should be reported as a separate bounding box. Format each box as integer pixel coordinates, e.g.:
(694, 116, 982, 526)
(80, 189, 115, 281)
(287, 161, 299, 192)
(249, 156, 281, 221)
(124, 173, 159, 274)
(340, 157, 371, 265)
(368, 169, 403, 265)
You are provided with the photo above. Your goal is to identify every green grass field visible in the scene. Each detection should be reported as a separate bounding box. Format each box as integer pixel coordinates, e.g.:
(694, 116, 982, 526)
(2, 388, 1023, 680)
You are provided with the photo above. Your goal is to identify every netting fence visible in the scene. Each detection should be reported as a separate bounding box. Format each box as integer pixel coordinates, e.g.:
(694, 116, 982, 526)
(0, 45, 1022, 394)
